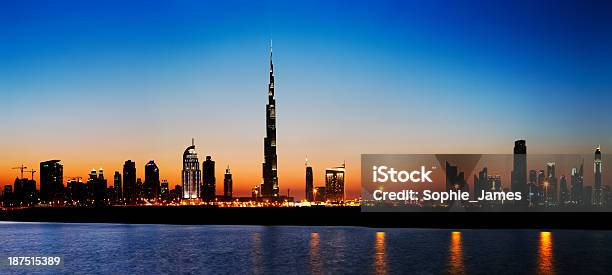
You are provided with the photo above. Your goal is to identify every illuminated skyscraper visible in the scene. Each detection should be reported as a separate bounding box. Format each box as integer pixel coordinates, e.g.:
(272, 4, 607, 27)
(224, 165, 233, 199)
(325, 163, 345, 203)
(511, 140, 527, 206)
(202, 156, 216, 201)
(594, 146, 602, 206)
(123, 160, 136, 204)
(262, 41, 279, 198)
(160, 180, 169, 201)
(145, 160, 160, 200)
(40, 160, 63, 203)
(570, 160, 584, 205)
(306, 158, 314, 201)
(182, 139, 201, 199)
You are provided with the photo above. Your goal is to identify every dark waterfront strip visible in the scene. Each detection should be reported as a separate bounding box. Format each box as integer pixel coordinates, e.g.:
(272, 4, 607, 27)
(1, 206, 611, 229)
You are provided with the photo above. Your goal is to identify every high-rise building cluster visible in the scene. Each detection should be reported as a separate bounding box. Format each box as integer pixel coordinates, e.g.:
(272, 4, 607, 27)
(463, 141, 610, 208)
(302, 159, 346, 204)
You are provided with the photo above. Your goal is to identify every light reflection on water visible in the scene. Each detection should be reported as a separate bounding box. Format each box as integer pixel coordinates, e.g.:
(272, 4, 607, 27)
(374, 232, 387, 275)
(309, 232, 321, 275)
(448, 231, 465, 275)
(0, 224, 608, 274)
(538, 232, 555, 274)
(251, 232, 263, 275)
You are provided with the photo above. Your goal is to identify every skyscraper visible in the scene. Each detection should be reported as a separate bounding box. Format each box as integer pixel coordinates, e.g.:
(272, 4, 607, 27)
(39, 160, 63, 203)
(113, 171, 122, 202)
(123, 160, 136, 204)
(224, 165, 233, 199)
(445, 161, 468, 206)
(95, 168, 107, 206)
(511, 140, 527, 206)
(144, 160, 160, 200)
(306, 159, 314, 202)
(202, 156, 216, 201)
(546, 162, 558, 205)
(136, 178, 143, 200)
(160, 180, 169, 201)
(473, 167, 488, 200)
(87, 169, 97, 202)
(570, 160, 584, 205)
(14, 177, 36, 206)
(182, 139, 201, 199)
(262, 41, 279, 198)
(325, 163, 345, 203)
(594, 146, 602, 206)
(559, 175, 569, 205)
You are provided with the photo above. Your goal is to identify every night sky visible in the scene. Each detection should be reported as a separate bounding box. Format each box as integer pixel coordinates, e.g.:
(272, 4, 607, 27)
(1, 0, 611, 198)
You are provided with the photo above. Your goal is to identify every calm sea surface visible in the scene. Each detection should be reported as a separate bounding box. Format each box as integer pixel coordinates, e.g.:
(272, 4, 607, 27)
(0, 222, 610, 274)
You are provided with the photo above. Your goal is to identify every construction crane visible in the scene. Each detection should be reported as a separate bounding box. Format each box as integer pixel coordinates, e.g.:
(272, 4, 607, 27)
(12, 165, 27, 179)
(24, 169, 37, 180)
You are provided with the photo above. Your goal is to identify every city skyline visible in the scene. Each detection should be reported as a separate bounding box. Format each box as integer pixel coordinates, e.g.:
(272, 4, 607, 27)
(1, 1, 612, 199)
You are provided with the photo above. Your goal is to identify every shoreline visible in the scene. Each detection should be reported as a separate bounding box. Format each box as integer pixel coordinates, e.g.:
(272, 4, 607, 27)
(1, 206, 611, 229)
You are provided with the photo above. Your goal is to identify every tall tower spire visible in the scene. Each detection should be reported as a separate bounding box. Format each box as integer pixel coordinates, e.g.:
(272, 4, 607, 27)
(263, 40, 279, 198)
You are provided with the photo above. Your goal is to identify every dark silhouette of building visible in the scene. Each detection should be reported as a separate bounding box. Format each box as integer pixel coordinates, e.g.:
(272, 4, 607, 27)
(584, 186, 593, 207)
(86, 168, 107, 206)
(201, 156, 216, 201)
(223, 166, 233, 199)
(473, 167, 488, 200)
(603, 185, 611, 208)
(445, 161, 468, 206)
(306, 160, 314, 202)
(511, 140, 527, 206)
(94, 168, 108, 206)
(172, 184, 182, 202)
(559, 175, 569, 205)
(536, 169, 545, 204)
(144, 160, 160, 200)
(546, 162, 558, 205)
(13, 178, 36, 206)
(325, 163, 345, 203)
(160, 180, 169, 202)
(86, 169, 97, 203)
(528, 169, 537, 205)
(571, 160, 584, 205)
(66, 178, 86, 206)
(262, 41, 279, 198)
(40, 160, 63, 203)
(594, 146, 602, 206)
(113, 171, 122, 203)
(136, 178, 143, 201)
(314, 186, 326, 202)
(123, 160, 137, 204)
(2, 185, 14, 207)
(182, 139, 201, 199)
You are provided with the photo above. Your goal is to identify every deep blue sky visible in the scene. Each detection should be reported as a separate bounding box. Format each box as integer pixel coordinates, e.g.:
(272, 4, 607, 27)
(0, 0, 611, 195)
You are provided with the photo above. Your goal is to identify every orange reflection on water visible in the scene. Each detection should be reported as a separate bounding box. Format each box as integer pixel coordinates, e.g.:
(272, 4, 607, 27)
(375, 231, 387, 275)
(538, 232, 555, 274)
(448, 231, 465, 275)
(251, 232, 263, 275)
(310, 232, 322, 275)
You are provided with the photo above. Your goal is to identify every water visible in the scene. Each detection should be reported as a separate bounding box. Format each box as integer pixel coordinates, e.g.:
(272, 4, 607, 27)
(0, 223, 610, 274)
